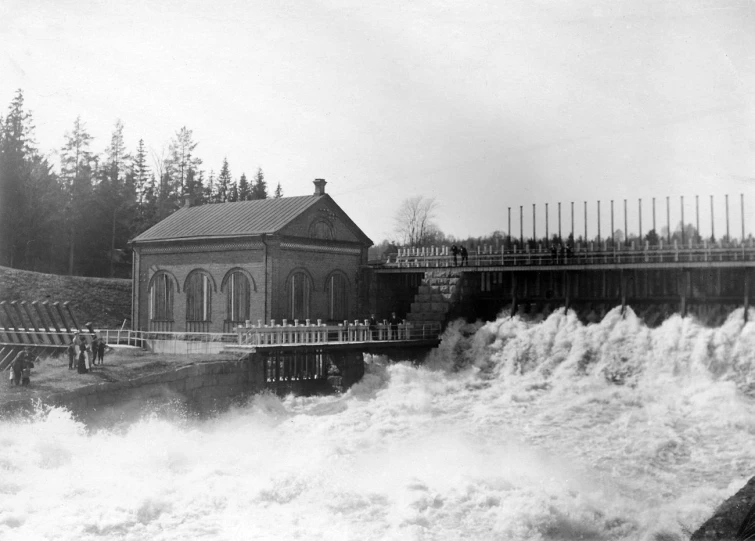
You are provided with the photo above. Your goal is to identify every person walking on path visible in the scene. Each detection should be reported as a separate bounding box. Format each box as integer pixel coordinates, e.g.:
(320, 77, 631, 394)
(67, 339, 77, 370)
(77, 336, 88, 374)
(97, 339, 106, 364)
(10, 349, 27, 386)
(451, 245, 459, 267)
(21, 352, 35, 386)
(460, 245, 469, 266)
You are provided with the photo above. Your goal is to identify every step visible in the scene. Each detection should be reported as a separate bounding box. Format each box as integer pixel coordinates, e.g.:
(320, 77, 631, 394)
(405, 312, 447, 322)
(415, 293, 447, 303)
(410, 301, 449, 313)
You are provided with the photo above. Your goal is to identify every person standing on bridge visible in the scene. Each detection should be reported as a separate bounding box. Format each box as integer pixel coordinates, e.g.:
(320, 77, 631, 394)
(389, 312, 401, 340)
(368, 314, 379, 340)
(460, 245, 469, 266)
(451, 245, 459, 267)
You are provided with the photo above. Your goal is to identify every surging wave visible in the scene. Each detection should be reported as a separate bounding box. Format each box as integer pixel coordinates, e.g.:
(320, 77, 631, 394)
(1, 307, 754, 540)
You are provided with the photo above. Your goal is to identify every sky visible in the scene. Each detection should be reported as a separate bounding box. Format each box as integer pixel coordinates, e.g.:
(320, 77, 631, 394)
(2, 0, 755, 243)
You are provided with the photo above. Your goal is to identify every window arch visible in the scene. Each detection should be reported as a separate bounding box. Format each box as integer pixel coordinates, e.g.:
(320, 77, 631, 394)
(309, 219, 334, 240)
(148, 271, 176, 331)
(325, 271, 349, 322)
(221, 268, 255, 331)
(184, 269, 215, 331)
(286, 270, 312, 321)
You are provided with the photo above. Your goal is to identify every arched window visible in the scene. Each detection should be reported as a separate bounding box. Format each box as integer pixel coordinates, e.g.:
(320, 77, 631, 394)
(225, 270, 252, 331)
(287, 271, 312, 321)
(326, 272, 348, 322)
(149, 271, 175, 332)
(185, 270, 213, 332)
(309, 219, 334, 240)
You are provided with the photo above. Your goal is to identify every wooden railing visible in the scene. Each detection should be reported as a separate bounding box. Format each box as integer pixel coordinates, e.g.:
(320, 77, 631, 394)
(383, 240, 755, 268)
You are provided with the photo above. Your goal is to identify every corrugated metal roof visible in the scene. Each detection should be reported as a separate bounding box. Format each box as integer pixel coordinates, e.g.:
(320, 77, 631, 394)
(131, 196, 322, 243)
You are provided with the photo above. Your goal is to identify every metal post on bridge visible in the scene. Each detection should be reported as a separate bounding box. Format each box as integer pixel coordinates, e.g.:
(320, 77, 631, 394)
(639, 198, 642, 242)
(570, 202, 574, 243)
(711, 195, 715, 242)
(508, 207, 511, 247)
(584, 201, 587, 244)
(597, 200, 601, 244)
(681, 196, 685, 246)
(652, 197, 656, 237)
(520, 205, 523, 247)
(666, 196, 671, 243)
(696, 195, 700, 243)
(610, 200, 614, 247)
(545, 202, 549, 246)
(726, 194, 730, 244)
(624, 199, 628, 247)
(532, 204, 536, 244)
(742, 193, 746, 243)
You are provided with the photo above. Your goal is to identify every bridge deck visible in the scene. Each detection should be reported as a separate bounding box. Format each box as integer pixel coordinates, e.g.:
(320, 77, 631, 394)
(374, 243, 755, 271)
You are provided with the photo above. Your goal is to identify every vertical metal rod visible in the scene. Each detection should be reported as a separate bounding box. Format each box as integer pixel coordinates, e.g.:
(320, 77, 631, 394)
(597, 200, 601, 244)
(558, 202, 562, 240)
(545, 203, 549, 246)
(695, 195, 700, 243)
(610, 200, 615, 245)
(639, 198, 642, 240)
(624, 199, 628, 246)
(742, 193, 745, 242)
(681, 196, 685, 245)
(710, 195, 715, 241)
(533, 203, 536, 242)
(652, 197, 656, 235)
(584, 201, 587, 242)
(520, 205, 523, 246)
(571, 202, 574, 241)
(507, 207, 511, 245)
(726, 194, 730, 242)
(666, 196, 671, 242)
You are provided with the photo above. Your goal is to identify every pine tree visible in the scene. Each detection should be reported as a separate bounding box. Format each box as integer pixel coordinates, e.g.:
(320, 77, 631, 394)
(132, 139, 150, 206)
(217, 157, 232, 202)
(0, 89, 36, 266)
(204, 170, 216, 203)
(238, 172, 250, 201)
(274, 182, 283, 198)
(166, 127, 201, 198)
(251, 167, 267, 199)
(60, 116, 95, 275)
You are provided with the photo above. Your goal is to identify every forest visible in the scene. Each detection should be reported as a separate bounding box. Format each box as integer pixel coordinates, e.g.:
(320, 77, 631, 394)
(0, 90, 283, 278)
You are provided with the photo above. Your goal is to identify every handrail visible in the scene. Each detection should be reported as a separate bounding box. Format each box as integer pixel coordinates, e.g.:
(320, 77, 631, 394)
(382, 243, 755, 268)
(236, 319, 442, 347)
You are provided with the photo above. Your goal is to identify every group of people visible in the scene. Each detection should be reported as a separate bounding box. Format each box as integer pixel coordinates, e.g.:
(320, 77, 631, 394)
(9, 347, 36, 387)
(550, 243, 573, 264)
(450, 245, 469, 267)
(66, 334, 106, 374)
(368, 312, 403, 340)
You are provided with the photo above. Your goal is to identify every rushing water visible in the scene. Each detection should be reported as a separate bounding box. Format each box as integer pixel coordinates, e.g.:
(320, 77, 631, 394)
(2, 307, 755, 541)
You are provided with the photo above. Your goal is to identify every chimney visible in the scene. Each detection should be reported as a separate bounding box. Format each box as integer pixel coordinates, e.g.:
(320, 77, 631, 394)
(183, 194, 192, 208)
(313, 178, 327, 196)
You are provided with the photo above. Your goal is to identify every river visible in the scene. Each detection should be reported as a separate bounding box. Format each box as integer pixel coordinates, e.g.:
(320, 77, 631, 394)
(1, 307, 754, 540)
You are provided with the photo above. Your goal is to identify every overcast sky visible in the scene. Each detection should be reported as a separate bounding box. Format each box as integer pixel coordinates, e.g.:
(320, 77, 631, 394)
(2, 0, 754, 243)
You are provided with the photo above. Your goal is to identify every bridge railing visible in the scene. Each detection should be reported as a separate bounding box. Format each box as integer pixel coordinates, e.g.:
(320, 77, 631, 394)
(384, 240, 755, 268)
(236, 319, 442, 347)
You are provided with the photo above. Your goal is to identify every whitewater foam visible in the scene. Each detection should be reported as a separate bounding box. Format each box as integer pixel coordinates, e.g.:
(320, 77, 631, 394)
(1, 307, 754, 540)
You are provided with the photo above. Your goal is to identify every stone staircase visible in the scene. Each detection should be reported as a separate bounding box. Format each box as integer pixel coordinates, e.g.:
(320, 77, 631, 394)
(405, 269, 463, 327)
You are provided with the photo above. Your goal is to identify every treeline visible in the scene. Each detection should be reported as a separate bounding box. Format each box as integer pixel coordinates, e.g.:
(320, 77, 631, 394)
(0, 90, 283, 278)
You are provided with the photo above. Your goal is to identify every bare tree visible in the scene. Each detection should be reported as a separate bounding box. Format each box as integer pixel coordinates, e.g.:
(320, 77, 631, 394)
(394, 196, 440, 247)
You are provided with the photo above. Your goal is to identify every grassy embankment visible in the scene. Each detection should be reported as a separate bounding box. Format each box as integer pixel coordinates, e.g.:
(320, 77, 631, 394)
(0, 265, 131, 328)
(0, 266, 234, 410)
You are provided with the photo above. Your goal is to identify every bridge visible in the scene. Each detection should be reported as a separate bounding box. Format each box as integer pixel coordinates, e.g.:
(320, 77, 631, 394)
(368, 240, 755, 327)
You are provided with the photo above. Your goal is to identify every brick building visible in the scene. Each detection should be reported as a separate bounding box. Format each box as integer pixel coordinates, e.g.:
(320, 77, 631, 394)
(130, 179, 372, 333)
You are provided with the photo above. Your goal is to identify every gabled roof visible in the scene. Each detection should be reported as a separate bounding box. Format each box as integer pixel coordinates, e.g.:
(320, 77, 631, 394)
(132, 195, 323, 243)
